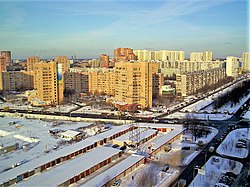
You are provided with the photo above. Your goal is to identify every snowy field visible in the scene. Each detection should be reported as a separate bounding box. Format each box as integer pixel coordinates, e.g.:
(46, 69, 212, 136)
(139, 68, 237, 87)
(189, 156, 243, 187)
(0, 116, 93, 172)
(217, 128, 250, 158)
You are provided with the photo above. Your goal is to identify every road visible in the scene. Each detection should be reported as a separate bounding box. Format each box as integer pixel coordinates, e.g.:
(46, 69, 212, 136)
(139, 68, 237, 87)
(171, 107, 250, 187)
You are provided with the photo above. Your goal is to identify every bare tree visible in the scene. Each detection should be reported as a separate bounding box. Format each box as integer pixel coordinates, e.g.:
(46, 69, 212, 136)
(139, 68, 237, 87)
(135, 164, 159, 187)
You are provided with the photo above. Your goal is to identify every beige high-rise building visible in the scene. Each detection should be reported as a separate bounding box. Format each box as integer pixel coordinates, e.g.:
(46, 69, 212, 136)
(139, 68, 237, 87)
(190, 52, 203, 62)
(1, 51, 11, 66)
(190, 51, 213, 62)
(100, 54, 109, 68)
(64, 72, 88, 94)
(114, 61, 158, 108)
(242, 52, 250, 72)
(27, 56, 40, 71)
(54, 56, 70, 72)
(31, 61, 64, 106)
(114, 48, 136, 63)
(226, 56, 239, 78)
(203, 51, 213, 61)
(87, 70, 115, 96)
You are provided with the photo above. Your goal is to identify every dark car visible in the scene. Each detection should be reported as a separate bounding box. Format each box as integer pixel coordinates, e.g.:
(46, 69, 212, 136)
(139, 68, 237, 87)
(112, 144, 120, 148)
(181, 146, 190, 150)
(225, 172, 237, 179)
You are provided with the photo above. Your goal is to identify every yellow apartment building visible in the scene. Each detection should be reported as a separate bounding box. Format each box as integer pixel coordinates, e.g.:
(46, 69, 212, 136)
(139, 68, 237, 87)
(114, 61, 158, 108)
(29, 61, 64, 106)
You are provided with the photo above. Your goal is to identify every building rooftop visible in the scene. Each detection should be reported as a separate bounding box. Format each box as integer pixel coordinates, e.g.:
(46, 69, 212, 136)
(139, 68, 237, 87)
(82, 154, 145, 187)
(17, 147, 121, 187)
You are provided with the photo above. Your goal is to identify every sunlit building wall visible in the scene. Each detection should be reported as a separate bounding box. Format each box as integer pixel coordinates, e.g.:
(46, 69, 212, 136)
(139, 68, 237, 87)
(242, 52, 250, 72)
(114, 61, 158, 108)
(226, 56, 239, 78)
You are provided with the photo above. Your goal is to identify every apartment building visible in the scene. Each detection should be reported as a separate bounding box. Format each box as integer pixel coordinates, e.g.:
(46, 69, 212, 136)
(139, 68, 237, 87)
(87, 70, 115, 96)
(54, 56, 70, 72)
(134, 49, 185, 62)
(226, 56, 239, 78)
(159, 60, 223, 76)
(114, 61, 158, 108)
(1, 51, 11, 66)
(64, 72, 89, 96)
(176, 68, 226, 96)
(1, 71, 34, 92)
(100, 54, 109, 68)
(242, 52, 250, 72)
(27, 56, 40, 71)
(190, 51, 213, 62)
(29, 61, 63, 106)
(114, 48, 136, 63)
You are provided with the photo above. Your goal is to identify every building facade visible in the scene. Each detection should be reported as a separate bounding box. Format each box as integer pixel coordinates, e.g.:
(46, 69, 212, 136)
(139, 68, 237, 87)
(1, 71, 34, 92)
(159, 60, 223, 76)
(242, 52, 250, 72)
(54, 56, 70, 72)
(190, 51, 213, 62)
(176, 68, 226, 96)
(226, 56, 239, 78)
(99, 54, 109, 68)
(64, 72, 89, 97)
(1, 51, 11, 66)
(134, 49, 185, 62)
(114, 48, 136, 63)
(27, 56, 40, 71)
(30, 61, 64, 106)
(114, 61, 158, 108)
(87, 70, 115, 96)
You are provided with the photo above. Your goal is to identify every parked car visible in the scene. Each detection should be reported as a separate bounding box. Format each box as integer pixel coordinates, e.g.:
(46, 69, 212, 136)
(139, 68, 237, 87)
(225, 172, 237, 179)
(162, 164, 170, 172)
(181, 146, 190, 150)
(112, 144, 120, 148)
(236, 143, 247, 149)
(213, 157, 220, 162)
(238, 139, 248, 144)
(112, 179, 122, 186)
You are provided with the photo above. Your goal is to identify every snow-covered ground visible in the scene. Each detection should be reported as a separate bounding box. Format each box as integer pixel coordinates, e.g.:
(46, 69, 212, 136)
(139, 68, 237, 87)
(167, 78, 250, 121)
(0, 116, 93, 172)
(121, 126, 218, 187)
(242, 110, 250, 120)
(0, 102, 79, 113)
(189, 156, 243, 187)
(168, 92, 250, 121)
(217, 128, 250, 158)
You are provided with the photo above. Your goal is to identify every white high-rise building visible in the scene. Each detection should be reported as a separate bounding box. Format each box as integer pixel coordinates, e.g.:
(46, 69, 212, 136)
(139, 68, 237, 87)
(190, 52, 203, 61)
(203, 51, 213, 61)
(242, 52, 250, 72)
(190, 51, 213, 61)
(134, 49, 184, 61)
(226, 56, 239, 78)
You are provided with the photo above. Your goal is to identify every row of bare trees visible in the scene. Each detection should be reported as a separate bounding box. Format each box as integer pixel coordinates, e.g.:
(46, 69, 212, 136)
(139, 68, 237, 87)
(214, 79, 250, 109)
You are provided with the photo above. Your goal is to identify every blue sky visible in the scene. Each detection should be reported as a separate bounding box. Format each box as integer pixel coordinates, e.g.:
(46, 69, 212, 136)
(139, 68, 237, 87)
(0, 0, 249, 59)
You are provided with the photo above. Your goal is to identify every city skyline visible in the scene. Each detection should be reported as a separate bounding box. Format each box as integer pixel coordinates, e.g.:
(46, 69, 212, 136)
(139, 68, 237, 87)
(0, 0, 249, 59)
